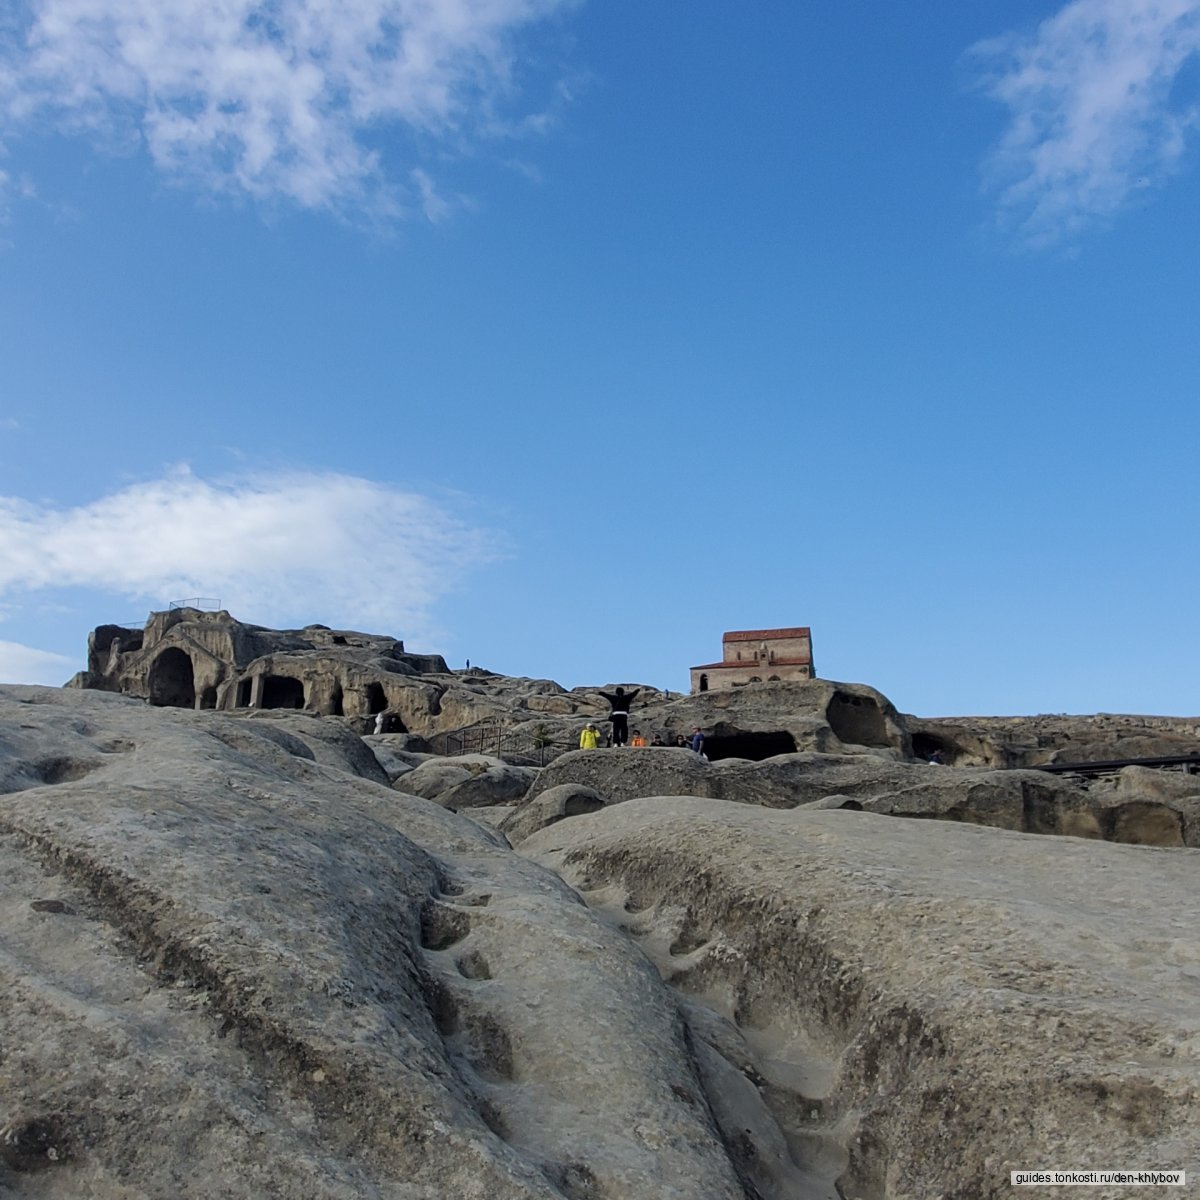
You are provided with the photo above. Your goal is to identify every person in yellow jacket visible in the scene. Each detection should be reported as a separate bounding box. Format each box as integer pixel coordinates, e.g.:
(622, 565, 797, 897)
(579, 723, 600, 750)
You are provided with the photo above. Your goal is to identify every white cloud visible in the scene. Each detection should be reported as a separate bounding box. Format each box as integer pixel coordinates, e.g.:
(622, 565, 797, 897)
(972, 0, 1200, 244)
(1, 0, 575, 215)
(0, 639, 78, 685)
(0, 469, 502, 638)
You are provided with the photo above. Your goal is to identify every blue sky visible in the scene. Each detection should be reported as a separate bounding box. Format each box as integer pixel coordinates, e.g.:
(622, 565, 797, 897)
(1, 0, 1199, 717)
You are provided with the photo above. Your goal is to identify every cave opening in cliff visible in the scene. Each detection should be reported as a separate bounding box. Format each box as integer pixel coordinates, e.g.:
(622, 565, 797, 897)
(911, 732, 959, 765)
(261, 675, 305, 710)
(703, 731, 797, 762)
(236, 679, 252, 707)
(329, 684, 344, 716)
(366, 683, 387, 714)
(826, 691, 890, 748)
(148, 648, 196, 709)
(199, 686, 218, 710)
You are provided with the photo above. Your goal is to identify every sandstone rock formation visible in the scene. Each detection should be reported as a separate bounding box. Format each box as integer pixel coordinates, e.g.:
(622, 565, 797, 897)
(639, 679, 910, 759)
(70, 607, 449, 720)
(392, 754, 538, 811)
(70, 611, 1200, 782)
(907, 712, 1200, 769)
(513, 747, 1200, 848)
(0, 686, 751, 1199)
(524, 800, 1200, 1199)
(69, 609, 672, 749)
(363, 735, 428, 784)
(500, 783, 607, 845)
(3, 676, 1199, 1198)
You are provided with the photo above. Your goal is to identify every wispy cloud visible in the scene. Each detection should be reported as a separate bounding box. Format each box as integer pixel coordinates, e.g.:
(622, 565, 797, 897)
(0, 469, 503, 637)
(971, 0, 1200, 245)
(0, 639, 77, 685)
(1, 0, 576, 217)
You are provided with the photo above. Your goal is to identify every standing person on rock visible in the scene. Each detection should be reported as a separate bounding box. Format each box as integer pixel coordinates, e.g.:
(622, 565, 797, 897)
(598, 686, 640, 748)
(579, 723, 601, 750)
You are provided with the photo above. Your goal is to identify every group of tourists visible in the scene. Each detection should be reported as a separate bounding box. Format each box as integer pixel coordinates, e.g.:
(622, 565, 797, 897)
(579, 687, 706, 755)
(578, 724, 707, 754)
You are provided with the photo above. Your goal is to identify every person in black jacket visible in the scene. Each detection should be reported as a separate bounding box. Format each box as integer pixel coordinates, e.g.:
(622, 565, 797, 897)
(598, 686, 640, 747)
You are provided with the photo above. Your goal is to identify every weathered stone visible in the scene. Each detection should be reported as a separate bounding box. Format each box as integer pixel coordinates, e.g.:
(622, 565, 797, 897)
(364, 737, 429, 784)
(524, 799, 1200, 1200)
(0, 686, 751, 1199)
(391, 754, 537, 810)
(390, 754, 498, 799)
(516, 749, 1200, 847)
(500, 784, 607, 844)
(908, 712, 1200, 769)
(68, 608, 454, 724)
(523, 747, 717, 806)
(433, 764, 539, 812)
(646, 678, 909, 757)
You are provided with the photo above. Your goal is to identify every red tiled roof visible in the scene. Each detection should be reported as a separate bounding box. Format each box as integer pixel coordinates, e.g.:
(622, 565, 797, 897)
(722, 627, 811, 643)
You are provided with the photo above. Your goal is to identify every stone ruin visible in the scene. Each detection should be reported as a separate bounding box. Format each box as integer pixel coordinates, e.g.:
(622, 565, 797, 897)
(65, 609, 1200, 776)
(67, 607, 448, 726)
(66, 610, 916, 763)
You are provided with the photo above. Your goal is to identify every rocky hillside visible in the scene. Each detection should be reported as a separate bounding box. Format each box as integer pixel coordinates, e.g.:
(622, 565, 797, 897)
(3, 612, 1196, 1196)
(67, 610, 1200, 771)
(2, 681, 1198, 1199)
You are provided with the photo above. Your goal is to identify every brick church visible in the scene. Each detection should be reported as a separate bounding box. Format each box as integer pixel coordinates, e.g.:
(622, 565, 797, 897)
(689, 627, 814, 694)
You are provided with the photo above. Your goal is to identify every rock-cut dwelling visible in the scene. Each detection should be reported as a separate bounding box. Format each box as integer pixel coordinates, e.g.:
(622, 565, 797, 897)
(68, 607, 449, 726)
(689, 627, 815, 694)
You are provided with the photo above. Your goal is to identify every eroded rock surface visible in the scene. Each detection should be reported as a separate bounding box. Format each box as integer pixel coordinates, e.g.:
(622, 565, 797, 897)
(501, 784, 607, 845)
(909, 712, 1200, 769)
(524, 800, 1200, 1200)
(0, 687, 750, 1199)
(515, 749, 1200, 847)
(392, 754, 538, 811)
(8, 676, 1199, 1199)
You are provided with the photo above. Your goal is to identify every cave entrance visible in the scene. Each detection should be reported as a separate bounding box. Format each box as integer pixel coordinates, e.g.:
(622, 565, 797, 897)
(366, 683, 387, 714)
(261, 675, 306, 710)
(329, 684, 344, 716)
(148, 648, 196, 708)
(826, 691, 890, 748)
(235, 678, 252, 707)
(911, 732, 958, 765)
(199, 686, 218, 710)
(703, 731, 797, 763)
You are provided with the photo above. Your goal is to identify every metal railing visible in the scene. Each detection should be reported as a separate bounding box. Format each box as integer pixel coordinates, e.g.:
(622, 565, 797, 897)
(169, 598, 222, 611)
(1026, 753, 1200, 778)
(426, 723, 576, 767)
